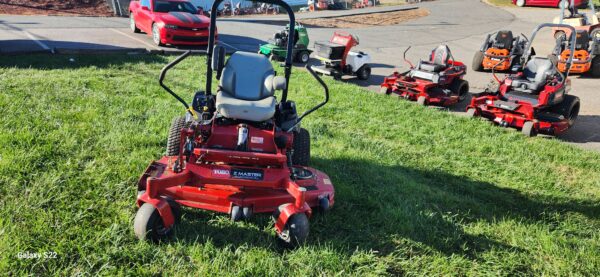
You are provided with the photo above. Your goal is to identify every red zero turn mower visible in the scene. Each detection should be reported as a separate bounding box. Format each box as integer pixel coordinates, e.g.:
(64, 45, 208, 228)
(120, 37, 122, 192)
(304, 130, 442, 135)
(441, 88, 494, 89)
(472, 30, 528, 72)
(380, 45, 469, 106)
(311, 31, 371, 80)
(134, 0, 334, 248)
(467, 23, 581, 137)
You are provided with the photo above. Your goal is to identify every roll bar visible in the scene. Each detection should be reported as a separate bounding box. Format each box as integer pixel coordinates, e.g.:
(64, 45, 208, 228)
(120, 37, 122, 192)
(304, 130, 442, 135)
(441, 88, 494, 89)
(205, 0, 296, 103)
(522, 23, 577, 81)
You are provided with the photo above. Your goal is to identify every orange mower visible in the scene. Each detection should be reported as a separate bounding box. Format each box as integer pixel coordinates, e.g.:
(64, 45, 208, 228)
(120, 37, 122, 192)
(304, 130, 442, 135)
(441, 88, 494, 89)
(472, 30, 529, 72)
(551, 29, 600, 76)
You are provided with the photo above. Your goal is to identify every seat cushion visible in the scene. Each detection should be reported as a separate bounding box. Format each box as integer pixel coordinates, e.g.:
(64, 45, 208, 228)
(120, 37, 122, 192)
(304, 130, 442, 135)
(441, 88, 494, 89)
(220, 52, 276, 101)
(216, 91, 276, 122)
(417, 61, 446, 72)
(511, 57, 554, 91)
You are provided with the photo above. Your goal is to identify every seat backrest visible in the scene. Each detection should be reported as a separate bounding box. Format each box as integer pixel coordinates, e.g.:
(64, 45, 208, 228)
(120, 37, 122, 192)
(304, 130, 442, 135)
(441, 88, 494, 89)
(430, 45, 451, 66)
(523, 57, 554, 85)
(574, 30, 590, 50)
(493, 30, 514, 49)
(220, 52, 276, 101)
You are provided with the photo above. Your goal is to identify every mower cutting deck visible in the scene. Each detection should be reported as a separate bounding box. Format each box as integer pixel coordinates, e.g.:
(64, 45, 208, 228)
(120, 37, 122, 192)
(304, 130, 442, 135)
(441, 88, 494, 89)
(134, 0, 334, 248)
(472, 30, 528, 72)
(380, 45, 469, 107)
(467, 23, 581, 137)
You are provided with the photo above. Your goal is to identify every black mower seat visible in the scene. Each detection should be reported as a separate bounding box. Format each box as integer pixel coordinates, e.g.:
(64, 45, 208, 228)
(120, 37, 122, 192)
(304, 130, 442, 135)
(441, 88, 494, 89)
(216, 52, 286, 122)
(511, 57, 555, 92)
(410, 45, 452, 81)
(493, 30, 514, 50)
(574, 30, 590, 50)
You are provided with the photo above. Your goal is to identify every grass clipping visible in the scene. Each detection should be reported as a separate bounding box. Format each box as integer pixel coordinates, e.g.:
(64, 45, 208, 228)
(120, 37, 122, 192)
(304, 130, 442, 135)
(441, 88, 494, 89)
(299, 8, 429, 28)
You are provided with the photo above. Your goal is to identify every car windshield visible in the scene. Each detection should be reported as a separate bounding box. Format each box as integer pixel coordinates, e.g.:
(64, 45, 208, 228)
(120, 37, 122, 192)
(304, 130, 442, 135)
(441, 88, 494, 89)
(153, 1, 197, 13)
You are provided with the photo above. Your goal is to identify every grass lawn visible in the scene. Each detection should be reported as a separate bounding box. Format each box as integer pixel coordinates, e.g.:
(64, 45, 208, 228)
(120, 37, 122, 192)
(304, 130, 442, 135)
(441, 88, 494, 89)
(1, 54, 599, 275)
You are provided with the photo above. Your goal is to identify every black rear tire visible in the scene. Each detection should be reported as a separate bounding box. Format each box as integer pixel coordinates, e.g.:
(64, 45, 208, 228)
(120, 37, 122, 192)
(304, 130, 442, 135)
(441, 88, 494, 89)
(167, 116, 189, 156)
(292, 128, 310, 166)
(450, 79, 469, 102)
(472, 51, 484, 72)
(550, 94, 580, 127)
(356, 64, 371, 80)
(591, 56, 600, 78)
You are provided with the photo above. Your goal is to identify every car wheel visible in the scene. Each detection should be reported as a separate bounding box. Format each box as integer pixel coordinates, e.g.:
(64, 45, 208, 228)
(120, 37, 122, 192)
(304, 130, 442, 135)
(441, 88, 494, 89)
(559, 0, 569, 9)
(130, 14, 141, 33)
(152, 23, 164, 46)
(516, 0, 525, 7)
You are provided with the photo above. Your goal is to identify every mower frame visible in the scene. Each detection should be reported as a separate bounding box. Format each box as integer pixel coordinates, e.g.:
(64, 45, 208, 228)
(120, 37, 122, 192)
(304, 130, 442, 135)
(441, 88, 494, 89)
(467, 23, 580, 137)
(380, 46, 469, 107)
(134, 0, 334, 247)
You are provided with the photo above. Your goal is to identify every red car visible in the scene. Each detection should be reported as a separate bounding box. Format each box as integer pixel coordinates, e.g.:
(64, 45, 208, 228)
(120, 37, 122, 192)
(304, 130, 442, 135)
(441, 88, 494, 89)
(512, 0, 585, 8)
(129, 0, 212, 46)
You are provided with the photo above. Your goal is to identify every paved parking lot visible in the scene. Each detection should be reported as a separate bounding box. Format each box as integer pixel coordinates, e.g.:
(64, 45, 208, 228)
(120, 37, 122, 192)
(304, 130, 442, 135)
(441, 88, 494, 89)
(1, 0, 599, 151)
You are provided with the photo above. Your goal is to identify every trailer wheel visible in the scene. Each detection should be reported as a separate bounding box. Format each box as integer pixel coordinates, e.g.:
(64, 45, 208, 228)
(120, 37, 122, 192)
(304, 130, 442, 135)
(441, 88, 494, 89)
(472, 51, 484, 72)
(276, 210, 309, 248)
(167, 116, 190, 156)
(134, 203, 176, 241)
(522, 121, 538, 137)
(590, 56, 600, 78)
(292, 128, 310, 166)
(356, 64, 371, 80)
(417, 96, 427, 106)
(450, 79, 469, 101)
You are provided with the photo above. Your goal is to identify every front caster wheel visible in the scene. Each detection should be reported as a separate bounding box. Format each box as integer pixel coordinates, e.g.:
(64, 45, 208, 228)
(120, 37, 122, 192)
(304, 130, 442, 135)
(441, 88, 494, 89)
(276, 212, 309, 248)
(522, 121, 538, 137)
(417, 96, 427, 106)
(134, 203, 176, 242)
(466, 108, 477, 118)
(318, 197, 330, 213)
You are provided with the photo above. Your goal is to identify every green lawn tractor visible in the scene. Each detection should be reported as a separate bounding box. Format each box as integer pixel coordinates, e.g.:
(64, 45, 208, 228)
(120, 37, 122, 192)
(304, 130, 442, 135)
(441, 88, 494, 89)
(259, 24, 312, 64)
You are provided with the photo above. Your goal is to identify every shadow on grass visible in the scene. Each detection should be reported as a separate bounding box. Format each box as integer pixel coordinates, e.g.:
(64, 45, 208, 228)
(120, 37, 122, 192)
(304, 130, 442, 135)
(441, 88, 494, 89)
(162, 156, 599, 260)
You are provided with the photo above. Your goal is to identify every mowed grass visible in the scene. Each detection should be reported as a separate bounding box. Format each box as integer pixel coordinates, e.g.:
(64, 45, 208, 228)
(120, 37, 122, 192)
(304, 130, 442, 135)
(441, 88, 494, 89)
(0, 54, 599, 276)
